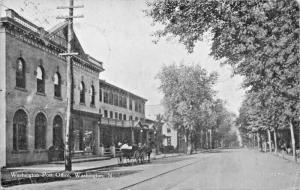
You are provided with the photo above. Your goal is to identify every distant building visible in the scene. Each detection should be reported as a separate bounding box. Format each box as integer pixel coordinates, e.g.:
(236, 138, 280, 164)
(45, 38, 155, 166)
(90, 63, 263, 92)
(161, 122, 177, 148)
(98, 79, 148, 148)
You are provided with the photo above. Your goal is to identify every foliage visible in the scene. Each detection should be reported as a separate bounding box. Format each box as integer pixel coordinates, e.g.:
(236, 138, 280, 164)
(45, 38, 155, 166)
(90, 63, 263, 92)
(157, 64, 218, 131)
(146, 0, 300, 135)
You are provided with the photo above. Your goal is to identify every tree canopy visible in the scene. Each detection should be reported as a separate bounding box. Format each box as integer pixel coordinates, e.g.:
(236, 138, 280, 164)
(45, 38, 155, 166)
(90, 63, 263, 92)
(146, 0, 300, 131)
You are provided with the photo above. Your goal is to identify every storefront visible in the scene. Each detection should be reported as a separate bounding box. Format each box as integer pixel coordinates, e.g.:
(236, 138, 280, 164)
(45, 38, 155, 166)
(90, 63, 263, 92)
(71, 110, 101, 156)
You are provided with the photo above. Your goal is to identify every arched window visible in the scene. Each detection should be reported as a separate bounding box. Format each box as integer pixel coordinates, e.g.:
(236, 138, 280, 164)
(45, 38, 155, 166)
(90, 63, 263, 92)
(13, 110, 28, 150)
(16, 58, 26, 88)
(35, 113, 47, 149)
(90, 85, 95, 106)
(80, 81, 85, 103)
(53, 115, 63, 147)
(54, 72, 61, 97)
(36, 66, 45, 93)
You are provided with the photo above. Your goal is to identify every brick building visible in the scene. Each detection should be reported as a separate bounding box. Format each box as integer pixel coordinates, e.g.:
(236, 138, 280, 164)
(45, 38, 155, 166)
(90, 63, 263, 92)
(0, 9, 148, 167)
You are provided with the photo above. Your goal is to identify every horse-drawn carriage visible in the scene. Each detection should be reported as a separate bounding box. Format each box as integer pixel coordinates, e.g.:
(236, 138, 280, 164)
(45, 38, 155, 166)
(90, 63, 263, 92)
(118, 144, 152, 165)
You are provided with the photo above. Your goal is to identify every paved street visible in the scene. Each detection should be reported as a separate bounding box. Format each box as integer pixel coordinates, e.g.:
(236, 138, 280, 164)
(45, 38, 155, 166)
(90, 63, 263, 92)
(4, 149, 300, 190)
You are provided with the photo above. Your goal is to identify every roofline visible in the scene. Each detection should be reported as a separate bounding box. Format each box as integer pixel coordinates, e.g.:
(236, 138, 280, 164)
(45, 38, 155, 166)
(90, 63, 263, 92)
(99, 79, 147, 102)
(1, 9, 104, 73)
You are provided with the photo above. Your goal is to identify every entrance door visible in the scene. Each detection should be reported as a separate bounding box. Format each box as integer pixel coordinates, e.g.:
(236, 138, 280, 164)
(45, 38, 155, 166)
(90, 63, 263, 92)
(53, 115, 63, 148)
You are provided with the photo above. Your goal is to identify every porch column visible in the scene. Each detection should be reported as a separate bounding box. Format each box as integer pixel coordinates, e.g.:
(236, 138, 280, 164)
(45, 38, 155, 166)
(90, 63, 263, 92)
(93, 122, 101, 155)
(131, 128, 135, 145)
(110, 127, 116, 157)
(139, 129, 143, 145)
(146, 130, 149, 145)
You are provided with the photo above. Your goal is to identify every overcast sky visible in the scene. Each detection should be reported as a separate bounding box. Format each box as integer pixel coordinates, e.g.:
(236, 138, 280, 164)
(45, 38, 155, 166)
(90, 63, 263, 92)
(1, 0, 245, 115)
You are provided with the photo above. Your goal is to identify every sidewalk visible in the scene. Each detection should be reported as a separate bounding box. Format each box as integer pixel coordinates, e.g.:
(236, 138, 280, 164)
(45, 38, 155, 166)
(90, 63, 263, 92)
(1, 153, 182, 187)
(251, 148, 300, 164)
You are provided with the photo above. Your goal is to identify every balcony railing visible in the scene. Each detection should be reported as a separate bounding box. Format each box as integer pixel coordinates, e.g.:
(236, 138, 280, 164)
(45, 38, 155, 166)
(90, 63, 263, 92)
(101, 118, 136, 128)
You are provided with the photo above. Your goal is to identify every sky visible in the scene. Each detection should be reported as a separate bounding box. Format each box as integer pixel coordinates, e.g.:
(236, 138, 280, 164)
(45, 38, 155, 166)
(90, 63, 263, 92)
(1, 0, 245, 116)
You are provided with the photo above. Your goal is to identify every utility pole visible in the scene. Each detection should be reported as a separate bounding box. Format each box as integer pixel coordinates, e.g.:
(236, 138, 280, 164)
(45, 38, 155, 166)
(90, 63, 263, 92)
(57, 0, 83, 171)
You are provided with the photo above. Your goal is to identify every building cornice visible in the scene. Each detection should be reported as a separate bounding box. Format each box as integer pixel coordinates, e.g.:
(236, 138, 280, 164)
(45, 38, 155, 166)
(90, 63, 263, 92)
(1, 9, 104, 74)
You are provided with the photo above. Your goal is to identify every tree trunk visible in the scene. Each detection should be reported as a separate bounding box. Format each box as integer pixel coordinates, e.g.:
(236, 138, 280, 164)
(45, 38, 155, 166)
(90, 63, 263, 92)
(200, 130, 203, 149)
(289, 121, 297, 162)
(258, 132, 263, 152)
(267, 129, 272, 152)
(205, 130, 209, 149)
(273, 128, 278, 154)
(186, 129, 192, 154)
(256, 132, 260, 150)
(209, 129, 212, 149)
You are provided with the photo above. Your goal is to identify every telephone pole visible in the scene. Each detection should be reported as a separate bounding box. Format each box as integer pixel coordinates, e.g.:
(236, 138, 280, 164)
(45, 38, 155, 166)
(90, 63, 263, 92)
(57, 0, 83, 171)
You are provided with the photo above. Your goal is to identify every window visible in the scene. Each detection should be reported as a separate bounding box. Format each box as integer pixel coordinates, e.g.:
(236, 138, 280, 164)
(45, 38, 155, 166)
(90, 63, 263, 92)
(115, 112, 118, 119)
(35, 113, 47, 149)
(54, 72, 61, 97)
(167, 128, 171, 133)
(135, 117, 138, 121)
(104, 110, 108, 118)
(110, 111, 113, 118)
(141, 103, 145, 114)
(129, 98, 132, 110)
(119, 95, 122, 107)
(113, 93, 118, 106)
(13, 110, 28, 150)
(16, 58, 26, 88)
(138, 103, 141, 113)
(129, 116, 133, 121)
(167, 137, 171, 146)
(123, 114, 126, 120)
(135, 100, 138, 112)
(119, 113, 122, 120)
(103, 91, 108, 103)
(123, 96, 127, 108)
(99, 89, 102, 102)
(108, 91, 113, 105)
(90, 85, 95, 106)
(80, 81, 85, 103)
(53, 115, 63, 147)
(36, 66, 45, 93)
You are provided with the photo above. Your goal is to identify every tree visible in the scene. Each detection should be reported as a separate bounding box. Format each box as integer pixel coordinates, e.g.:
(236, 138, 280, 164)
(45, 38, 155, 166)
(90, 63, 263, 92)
(157, 64, 218, 154)
(147, 0, 299, 161)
